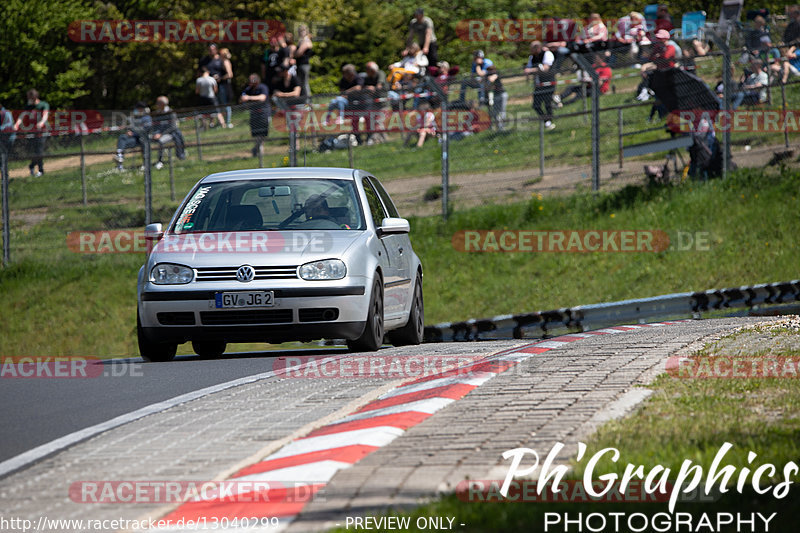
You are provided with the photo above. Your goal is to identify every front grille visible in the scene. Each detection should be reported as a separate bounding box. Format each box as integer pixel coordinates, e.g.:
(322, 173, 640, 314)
(195, 265, 298, 282)
(299, 308, 340, 322)
(157, 312, 196, 325)
(200, 309, 293, 325)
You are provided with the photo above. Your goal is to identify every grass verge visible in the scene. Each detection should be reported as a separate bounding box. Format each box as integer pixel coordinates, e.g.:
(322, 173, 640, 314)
(342, 320, 800, 532)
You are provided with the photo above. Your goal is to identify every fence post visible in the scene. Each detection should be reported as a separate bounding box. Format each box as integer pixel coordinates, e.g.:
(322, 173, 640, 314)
(618, 107, 624, 169)
(539, 119, 545, 177)
(168, 147, 175, 202)
(347, 136, 354, 168)
(572, 53, 601, 191)
(781, 82, 789, 151)
(143, 139, 152, 225)
(713, 35, 732, 180)
(193, 116, 203, 161)
(289, 129, 297, 167)
(80, 133, 87, 206)
(1, 149, 9, 267)
(441, 89, 450, 221)
(258, 144, 263, 168)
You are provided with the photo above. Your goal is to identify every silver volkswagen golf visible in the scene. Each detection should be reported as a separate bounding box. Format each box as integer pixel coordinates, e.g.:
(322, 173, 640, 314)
(137, 167, 423, 361)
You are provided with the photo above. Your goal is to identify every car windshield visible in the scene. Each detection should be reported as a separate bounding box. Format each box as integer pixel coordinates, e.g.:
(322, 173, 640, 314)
(172, 178, 365, 233)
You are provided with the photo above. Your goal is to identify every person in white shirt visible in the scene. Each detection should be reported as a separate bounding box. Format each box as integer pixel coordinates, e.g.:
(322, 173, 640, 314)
(732, 59, 768, 109)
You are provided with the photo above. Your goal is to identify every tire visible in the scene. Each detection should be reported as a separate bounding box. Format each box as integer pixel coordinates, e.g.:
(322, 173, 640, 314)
(192, 340, 227, 358)
(137, 310, 177, 362)
(347, 276, 384, 352)
(388, 273, 424, 346)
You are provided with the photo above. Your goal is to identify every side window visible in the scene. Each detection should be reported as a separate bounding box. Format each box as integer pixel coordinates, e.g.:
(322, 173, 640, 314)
(362, 180, 387, 227)
(368, 177, 399, 218)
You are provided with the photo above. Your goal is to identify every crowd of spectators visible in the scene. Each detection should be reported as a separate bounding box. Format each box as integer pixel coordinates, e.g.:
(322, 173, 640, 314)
(4, 6, 800, 173)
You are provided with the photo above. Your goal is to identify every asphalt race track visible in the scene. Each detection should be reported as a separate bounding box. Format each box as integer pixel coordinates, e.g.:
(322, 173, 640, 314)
(0, 318, 772, 531)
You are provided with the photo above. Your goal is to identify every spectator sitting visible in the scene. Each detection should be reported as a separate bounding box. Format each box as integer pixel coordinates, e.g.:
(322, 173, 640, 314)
(325, 64, 366, 142)
(362, 62, 389, 144)
(458, 49, 493, 104)
(579, 13, 608, 52)
(271, 66, 303, 111)
(654, 5, 674, 34)
(556, 54, 611, 107)
(780, 45, 800, 84)
(389, 42, 428, 86)
(150, 96, 186, 170)
(427, 61, 459, 107)
(542, 16, 576, 70)
(732, 60, 768, 109)
(609, 12, 634, 65)
(113, 101, 151, 171)
(407, 102, 437, 148)
(628, 12, 651, 67)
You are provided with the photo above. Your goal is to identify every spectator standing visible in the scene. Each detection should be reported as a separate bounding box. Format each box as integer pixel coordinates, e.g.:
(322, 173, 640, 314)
(784, 7, 800, 46)
(113, 101, 151, 171)
(407, 8, 438, 65)
(485, 65, 508, 131)
(13, 89, 49, 176)
(294, 24, 313, 100)
(261, 36, 289, 92)
(240, 74, 270, 156)
(150, 96, 186, 169)
(195, 67, 227, 128)
(524, 41, 556, 130)
(0, 101, 16, 157)
(458, 50, 492, 103)
(218, 48, 235, 128)
(199, 44, 225, 83)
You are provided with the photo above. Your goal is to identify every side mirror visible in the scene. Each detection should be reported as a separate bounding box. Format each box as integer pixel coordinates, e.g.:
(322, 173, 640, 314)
(377, 217, 410, 237)
(144, 223, 164, 241)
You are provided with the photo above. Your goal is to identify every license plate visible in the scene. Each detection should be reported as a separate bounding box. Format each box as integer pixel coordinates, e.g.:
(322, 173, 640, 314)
(215, 291, 274, 308)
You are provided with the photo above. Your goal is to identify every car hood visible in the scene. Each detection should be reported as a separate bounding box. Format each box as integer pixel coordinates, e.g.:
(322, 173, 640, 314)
(148, 230, 366, 266)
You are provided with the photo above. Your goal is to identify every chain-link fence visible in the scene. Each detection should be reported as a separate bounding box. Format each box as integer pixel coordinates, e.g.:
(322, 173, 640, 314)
(2, 18, 800, 265)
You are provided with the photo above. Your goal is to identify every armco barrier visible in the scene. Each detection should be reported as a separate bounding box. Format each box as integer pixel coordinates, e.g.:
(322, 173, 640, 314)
(423, 280, 800, 342)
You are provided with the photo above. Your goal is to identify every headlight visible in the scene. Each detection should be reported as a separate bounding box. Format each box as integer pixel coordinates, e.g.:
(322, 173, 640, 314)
(150, 263, 194, 284)
(299, 259, 346, 280)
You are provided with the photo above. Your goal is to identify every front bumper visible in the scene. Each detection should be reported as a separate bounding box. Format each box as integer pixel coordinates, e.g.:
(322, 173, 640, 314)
(139, 284, 368, 343)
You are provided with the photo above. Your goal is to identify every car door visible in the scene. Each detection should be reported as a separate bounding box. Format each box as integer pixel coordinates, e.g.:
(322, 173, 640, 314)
(365, 176, 410, 318)
(362, 177, 403, 319)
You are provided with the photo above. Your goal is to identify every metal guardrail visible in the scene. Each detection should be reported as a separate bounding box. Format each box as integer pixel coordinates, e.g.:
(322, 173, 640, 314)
(423, 280, 800, 341)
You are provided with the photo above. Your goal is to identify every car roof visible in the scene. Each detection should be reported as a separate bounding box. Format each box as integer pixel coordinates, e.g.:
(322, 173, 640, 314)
(199, 167, 366, 183)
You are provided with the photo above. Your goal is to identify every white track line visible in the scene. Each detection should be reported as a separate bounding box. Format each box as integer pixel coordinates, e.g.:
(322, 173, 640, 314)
(0, 356, 344, 479)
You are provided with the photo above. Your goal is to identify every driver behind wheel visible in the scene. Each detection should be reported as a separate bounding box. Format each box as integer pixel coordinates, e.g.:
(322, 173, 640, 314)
(303, 194, 332, 221)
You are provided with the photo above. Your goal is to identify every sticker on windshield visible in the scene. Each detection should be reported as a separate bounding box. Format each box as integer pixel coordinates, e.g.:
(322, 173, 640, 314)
(175, 186, 211, 231)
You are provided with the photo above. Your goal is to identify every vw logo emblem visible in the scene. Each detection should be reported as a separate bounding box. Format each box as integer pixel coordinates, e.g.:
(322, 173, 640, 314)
(236, 265, 255, 282)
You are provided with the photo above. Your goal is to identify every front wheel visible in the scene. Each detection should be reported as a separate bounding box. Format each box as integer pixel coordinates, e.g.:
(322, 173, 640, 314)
(388, 273, 424, 346)
(347, 277, 384, 352)
(137, 310, 177, 362)
(192, 340, 226, 358)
